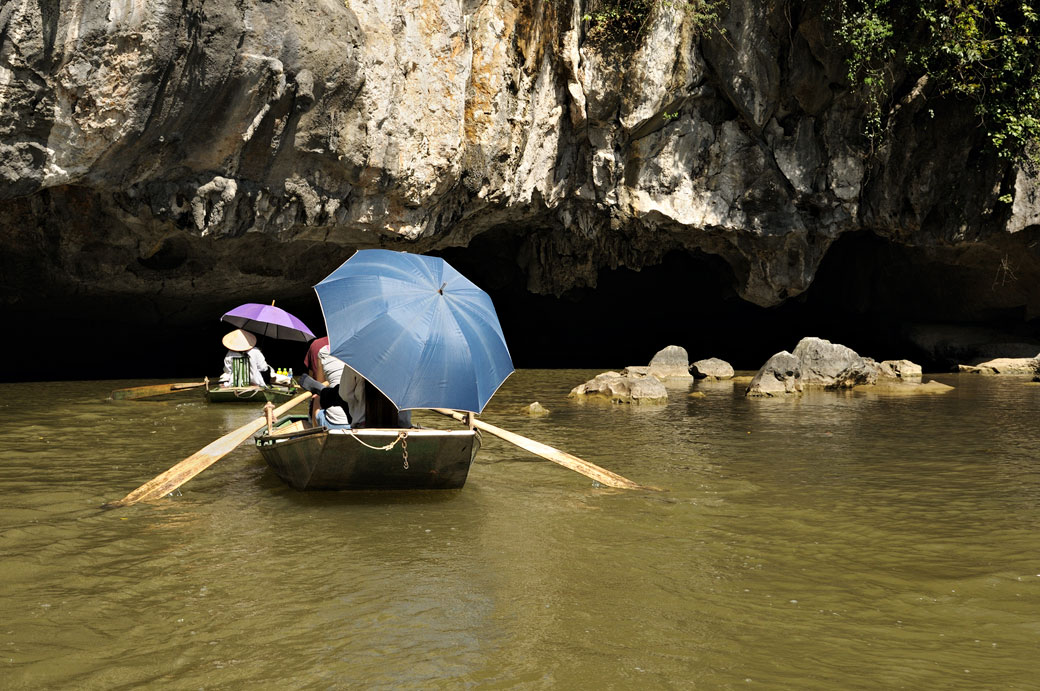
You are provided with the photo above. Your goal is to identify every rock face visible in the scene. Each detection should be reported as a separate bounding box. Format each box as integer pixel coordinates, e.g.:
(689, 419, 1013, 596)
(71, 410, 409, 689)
(691, 357, 734, 380)
(2, 0, 1040, 354)
(569, 371, 668, 404)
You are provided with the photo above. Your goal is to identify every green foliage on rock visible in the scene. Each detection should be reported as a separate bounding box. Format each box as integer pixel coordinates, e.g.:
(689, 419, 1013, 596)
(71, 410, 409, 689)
(582, 0, 723, 45)
(832, 0, 1040, 163)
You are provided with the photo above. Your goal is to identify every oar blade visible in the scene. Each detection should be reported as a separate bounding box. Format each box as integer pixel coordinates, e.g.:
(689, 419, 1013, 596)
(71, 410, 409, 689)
(433, 409, 648, 490)
(102, 422, 265, 508)
(104, 390, 312, 508)
(110, 381, 206, 400)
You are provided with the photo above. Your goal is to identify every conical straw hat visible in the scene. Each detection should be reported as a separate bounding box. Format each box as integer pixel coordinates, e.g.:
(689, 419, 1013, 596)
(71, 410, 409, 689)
(222, 328, 257, 352)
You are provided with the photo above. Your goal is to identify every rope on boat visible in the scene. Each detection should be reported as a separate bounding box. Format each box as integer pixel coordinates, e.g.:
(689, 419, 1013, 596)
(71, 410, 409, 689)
(347, 430, 407, 452)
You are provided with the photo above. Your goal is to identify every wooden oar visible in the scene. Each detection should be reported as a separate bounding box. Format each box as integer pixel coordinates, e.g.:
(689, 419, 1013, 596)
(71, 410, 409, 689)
(110, 381, 207, 400)
(104, 390, 312, 508)
(433, 409, 647, 490)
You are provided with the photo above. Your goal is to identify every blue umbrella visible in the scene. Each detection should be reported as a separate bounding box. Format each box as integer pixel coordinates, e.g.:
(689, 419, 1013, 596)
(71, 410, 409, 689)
(314, 249, 514, 413)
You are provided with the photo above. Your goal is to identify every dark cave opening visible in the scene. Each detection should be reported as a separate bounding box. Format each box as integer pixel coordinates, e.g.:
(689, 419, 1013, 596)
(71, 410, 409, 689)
(6, 231, 1039, 383)
(434, 233, 773, 370)
(434, 229, 1038, 373)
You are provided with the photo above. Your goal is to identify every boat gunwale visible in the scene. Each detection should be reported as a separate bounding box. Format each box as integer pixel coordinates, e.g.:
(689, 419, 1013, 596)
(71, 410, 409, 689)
(257, 420, 477, 445)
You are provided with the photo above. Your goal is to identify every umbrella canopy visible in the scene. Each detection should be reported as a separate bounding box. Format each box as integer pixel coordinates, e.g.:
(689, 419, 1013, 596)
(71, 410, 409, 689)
(220, 303, 316, 342)
(314, 249, 514, 413)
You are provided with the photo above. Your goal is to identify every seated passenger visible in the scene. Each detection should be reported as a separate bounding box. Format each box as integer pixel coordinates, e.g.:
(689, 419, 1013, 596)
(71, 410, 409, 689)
(298, 361, 411, 429)
(218, 329, 271, 388)
(323, 352, 369, 427)
(303, 336, 331, 424)
(297, 340, 365, 430)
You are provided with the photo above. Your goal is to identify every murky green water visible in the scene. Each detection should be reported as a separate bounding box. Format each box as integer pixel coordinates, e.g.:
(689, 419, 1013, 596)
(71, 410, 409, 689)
(2, 371, 1039, 689)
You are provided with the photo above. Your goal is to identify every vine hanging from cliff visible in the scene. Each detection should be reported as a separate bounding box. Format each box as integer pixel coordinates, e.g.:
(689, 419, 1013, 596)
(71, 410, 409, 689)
(832, 0, 1040, 164)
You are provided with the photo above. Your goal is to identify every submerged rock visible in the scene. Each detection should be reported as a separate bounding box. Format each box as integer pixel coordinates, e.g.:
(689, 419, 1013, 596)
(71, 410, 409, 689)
(522, 402, 551, 416)
(569, 371, 668, 404)
(830, 357, 925, 389)
(690, 357, 734, 380)
(855, 380, 954, 395)
(906, 325, 1040, 370)
(957, 355, 1040, 375)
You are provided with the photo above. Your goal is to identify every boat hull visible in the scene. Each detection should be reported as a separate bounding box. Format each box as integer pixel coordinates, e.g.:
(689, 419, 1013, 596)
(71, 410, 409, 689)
(255, 420, 479, 490)
(206, 385, 300, 404)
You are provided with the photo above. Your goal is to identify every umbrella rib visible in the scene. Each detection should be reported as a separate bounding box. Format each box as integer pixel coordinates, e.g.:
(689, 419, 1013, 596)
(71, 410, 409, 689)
(443, 293, 510, 343)
(398, 299, 478, 410)
(443, 300, 512, 408)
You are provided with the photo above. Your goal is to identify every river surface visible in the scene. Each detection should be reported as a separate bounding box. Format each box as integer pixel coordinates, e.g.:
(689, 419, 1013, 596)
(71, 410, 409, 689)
(1, 371, 1039, 689)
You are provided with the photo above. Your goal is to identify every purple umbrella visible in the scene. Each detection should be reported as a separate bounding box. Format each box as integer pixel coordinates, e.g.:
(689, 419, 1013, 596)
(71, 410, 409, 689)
(220, 302, 316, 342)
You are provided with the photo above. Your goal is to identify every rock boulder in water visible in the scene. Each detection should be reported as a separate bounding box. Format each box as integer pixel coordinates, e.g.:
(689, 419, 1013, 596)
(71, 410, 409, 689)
(646, 346, 693, 381)
(569, 371, 668, 404)
(878, 359, 923, 379)
(746, 352, 802, 397)
(957, 355, 1040, 375)
(522, 402, 550, 416)
(791, 337, 867, 386)
(747, 338, 929, 396)
(690, 357, 734, 380)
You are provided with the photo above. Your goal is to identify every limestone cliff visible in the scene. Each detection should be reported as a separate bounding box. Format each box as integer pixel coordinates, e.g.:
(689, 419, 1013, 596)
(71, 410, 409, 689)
(2, 0, 1039, 372)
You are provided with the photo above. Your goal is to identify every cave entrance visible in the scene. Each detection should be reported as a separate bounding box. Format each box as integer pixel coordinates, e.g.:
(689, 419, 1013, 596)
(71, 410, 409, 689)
(7, 229, 1040, 382)
(434, 231, 771, 370)
(437, 229, 1040, 372)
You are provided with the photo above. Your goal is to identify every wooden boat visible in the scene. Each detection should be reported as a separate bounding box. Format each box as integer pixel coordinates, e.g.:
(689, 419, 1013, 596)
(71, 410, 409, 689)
(254, 415, 480, 490)
(205, 384, 301, 404)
